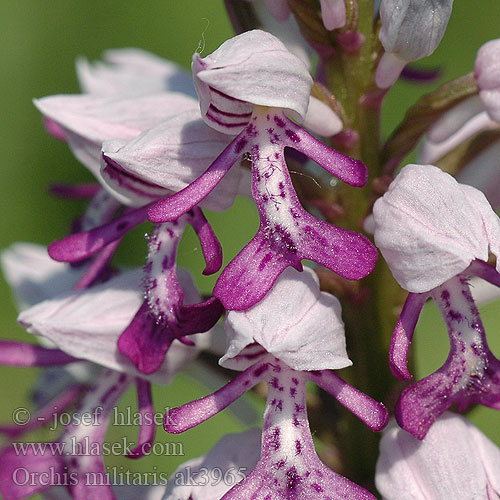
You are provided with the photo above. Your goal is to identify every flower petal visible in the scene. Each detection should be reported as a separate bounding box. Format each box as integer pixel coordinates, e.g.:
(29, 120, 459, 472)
(1, 243, 82, 309)
(101, 111, 240, 211)
(222, 267, 351, 371)
(376, 414, 500, 500)
(18, 269, 198, 384)
(163, 429, 261, 500)
(320, 0, 346, 30)
(475, 38, 500, 123)
(34, 93, 197, 177)
(193, 30, 312, 133)
(373, 164, 500, 293)
(76, 47, 196, 97)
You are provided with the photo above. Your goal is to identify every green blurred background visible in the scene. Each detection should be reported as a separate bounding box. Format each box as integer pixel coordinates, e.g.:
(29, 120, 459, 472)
(1, 1, 500, 498)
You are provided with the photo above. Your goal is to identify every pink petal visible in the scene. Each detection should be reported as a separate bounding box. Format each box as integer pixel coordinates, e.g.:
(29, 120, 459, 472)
(376, 414, 500, 499)
(163, 429, 261, 500)
(101, 111, 240, 212)
(320, 0, 346, 30)
(475, 38, 500, 122)
(222, 267, 352, 371)
(34, 93, 197, 177)
(1, 243, 82, 309)
(17, 269, 198, 384)
(76, 47, 195, 96)
(193, 30, 312, 133)
(373, 164, 500, 293)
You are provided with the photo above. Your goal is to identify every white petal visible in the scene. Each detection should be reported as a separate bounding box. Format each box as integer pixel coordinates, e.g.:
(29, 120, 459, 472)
(101, 110, 241, 212)
(475, 38, 500, 122)
(34, 93, 198, 177)
(427, 96, 485, 144)
(303, 96, 343, 136)
(373, 164, 500, 292)
(76, 47, 196, 97)
(221, 267, 351, 371)
(164, 429, 261, 500)
(420, 110, 492, 164)
(193, 30, 312, 132)
(18, 269, 199, 384)
(376, 413, 500, 500)
(1, 243, 82, 310)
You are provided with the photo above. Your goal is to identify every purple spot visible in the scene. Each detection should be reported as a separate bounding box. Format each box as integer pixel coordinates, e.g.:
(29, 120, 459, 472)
(295, 439, 302, 455)
(285, 129, 301, 143)
(150, 279, 158, 289)
(292, 378, 299, 385)
(162, 255, 169, 269)
(295, 403, 305, 413)
(235, 137, 248, 154)
(311, 483, 324, 493)
(276, 400, 283, 412)
(246, 123, 257, 137)
(270, 427, 281, 450)
(275, 459, 286, 469)
(274, 116, 286, 128)
(286, 467, 302, 490)
(448, 310, 463, 322)
(167, 228, 174, 238)
(290, 387, 297, 398)
(292, 414, 300, 427)
(259, 252, 273, 271)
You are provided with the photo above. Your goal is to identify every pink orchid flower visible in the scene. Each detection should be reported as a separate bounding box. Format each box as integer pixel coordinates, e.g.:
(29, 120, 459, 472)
(162, 267, 388, 499)
(373, 164, 500, 439)
(145, 30, 377, 310)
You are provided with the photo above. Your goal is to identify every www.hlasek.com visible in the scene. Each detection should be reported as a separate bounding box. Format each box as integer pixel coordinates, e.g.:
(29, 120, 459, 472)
(12, 466, 249, 487)
(11, 436, 184, 458)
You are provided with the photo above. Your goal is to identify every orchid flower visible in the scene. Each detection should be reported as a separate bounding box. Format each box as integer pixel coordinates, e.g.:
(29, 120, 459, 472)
(422, 38, 500, 162)
(144, 30, 377, 310)
(117, 210, 224, 375)
(36, 56, 235, 358)
(419, 38, 500, 207)
(375, 413, 500, 499)
(373, 163, 500, 439)
(163, 267, 388, 499)
(0, 244, 210, 500)
(376, 0, 453, 89)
